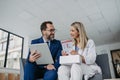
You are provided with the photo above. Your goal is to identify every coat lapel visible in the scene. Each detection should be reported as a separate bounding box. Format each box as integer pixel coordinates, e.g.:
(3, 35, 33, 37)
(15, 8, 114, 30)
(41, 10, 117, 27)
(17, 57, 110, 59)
(38, 37, 44, 43)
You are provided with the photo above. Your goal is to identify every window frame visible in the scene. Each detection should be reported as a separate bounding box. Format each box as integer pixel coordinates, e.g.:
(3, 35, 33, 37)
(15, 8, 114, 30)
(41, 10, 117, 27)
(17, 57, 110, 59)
(0, 28, 24, 68)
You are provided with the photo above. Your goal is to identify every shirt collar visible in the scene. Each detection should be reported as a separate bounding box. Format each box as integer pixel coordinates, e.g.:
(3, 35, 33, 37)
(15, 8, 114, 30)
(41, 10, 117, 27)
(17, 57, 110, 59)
(43, 37, 50, 43)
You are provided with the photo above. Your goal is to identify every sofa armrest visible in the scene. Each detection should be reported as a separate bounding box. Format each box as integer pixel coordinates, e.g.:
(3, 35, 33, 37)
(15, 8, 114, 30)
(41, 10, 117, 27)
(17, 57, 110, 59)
(96, 54, 111, 79)
(20, 58, 26, 80)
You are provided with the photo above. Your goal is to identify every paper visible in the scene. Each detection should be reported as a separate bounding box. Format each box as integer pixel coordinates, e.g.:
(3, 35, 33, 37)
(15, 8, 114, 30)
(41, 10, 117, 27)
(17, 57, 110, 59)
(61, 40, 73, 54)
(29, 43, 54, 65)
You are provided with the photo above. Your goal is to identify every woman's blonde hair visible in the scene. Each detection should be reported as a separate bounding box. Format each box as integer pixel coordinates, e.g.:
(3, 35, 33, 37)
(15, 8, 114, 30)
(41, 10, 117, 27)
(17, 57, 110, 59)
(71, 22, 88, 50)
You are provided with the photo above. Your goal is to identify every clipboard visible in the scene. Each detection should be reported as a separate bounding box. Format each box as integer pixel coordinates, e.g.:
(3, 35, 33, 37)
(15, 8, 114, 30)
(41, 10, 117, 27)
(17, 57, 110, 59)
(29, 43, 54, 65)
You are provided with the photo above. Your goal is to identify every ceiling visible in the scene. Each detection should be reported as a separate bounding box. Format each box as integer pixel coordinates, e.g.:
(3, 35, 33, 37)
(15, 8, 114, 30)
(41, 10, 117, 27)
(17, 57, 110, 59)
(0, 0, 120, 46)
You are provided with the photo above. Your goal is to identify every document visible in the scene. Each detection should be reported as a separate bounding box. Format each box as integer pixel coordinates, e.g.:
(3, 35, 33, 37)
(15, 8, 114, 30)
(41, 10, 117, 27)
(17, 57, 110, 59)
(29, 43, 54, 65)
(61, 40, 73, 54)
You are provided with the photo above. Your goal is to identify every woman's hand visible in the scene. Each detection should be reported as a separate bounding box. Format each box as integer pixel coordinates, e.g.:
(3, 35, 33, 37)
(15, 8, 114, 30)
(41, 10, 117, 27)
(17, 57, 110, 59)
(62, 50, 68, 56)
(70, 50, 78, 55)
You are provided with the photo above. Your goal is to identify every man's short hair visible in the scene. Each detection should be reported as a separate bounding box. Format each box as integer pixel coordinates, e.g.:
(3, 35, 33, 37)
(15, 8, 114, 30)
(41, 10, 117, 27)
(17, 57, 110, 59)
(40, 21, 53, 31)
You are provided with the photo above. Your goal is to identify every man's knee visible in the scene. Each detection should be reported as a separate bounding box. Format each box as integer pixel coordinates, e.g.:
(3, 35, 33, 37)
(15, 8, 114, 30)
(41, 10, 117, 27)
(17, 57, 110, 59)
(44, 70, 57, 80)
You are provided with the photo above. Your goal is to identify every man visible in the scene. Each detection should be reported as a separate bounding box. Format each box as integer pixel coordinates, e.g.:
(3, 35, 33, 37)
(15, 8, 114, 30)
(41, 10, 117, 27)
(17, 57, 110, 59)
(24, 21, 62, 80)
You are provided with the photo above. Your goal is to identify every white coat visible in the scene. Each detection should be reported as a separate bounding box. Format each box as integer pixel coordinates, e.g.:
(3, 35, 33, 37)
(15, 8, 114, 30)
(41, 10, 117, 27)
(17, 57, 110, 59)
(58, 39, 102, 80)
(74, 39, 101, 74)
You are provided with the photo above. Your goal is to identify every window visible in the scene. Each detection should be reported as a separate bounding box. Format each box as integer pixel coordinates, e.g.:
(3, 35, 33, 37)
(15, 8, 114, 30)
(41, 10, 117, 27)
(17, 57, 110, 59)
(0, 28, 24, 69)
(3, 42, 7, 50)
(0, 44, 2, 51)
(0, 30, 8, 68)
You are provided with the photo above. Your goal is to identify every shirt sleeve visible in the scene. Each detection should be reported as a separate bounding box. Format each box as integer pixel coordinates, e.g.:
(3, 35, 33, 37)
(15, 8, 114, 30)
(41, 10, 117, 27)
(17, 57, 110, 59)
(83, 39, 97, 65)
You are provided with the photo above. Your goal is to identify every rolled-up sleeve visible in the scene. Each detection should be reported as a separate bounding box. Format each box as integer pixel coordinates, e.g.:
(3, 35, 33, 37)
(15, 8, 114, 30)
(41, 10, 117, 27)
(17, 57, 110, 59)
(83, 39, 96, 65)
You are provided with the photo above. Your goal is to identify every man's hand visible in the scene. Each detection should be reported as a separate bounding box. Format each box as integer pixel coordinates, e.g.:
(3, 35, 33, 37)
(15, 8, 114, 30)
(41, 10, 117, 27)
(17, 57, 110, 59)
(29, 50, 41, 62)
(46, 64, 56, 70)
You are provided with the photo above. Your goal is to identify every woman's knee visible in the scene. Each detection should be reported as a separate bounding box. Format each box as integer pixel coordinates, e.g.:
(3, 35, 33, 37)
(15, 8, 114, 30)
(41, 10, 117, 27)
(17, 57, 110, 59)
(71, 64, 82, 72)
(58, 66, 68, 75)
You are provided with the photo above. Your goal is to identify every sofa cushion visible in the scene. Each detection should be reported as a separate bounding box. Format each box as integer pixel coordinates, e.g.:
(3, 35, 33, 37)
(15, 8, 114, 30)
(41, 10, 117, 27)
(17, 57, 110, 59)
(89, 73, 103, 80)
(96, 54, 111, 79)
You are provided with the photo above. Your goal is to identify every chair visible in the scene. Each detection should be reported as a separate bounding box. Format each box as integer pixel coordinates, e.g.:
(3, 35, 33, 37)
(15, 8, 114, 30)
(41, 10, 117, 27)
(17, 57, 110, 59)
(20, 58, 42, 80)
(89, 54, 111, 80)
(20, 58, 25, 80)
(20, 54, 111, 80)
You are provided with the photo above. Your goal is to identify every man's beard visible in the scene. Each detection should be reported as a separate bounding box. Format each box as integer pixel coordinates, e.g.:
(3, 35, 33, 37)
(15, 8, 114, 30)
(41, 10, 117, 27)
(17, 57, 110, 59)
(48, 34, 54, 40)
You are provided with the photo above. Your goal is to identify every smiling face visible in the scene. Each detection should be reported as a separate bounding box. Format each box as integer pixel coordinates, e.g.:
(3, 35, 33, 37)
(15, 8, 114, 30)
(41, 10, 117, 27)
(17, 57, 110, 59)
(70, 26, 79, 39)
(43, 23, 55, 40)
(70, 22, 88, 49)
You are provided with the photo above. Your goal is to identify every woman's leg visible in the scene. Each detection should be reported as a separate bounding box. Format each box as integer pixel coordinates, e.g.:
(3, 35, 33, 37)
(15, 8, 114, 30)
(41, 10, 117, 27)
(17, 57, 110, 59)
(81, 64, 96, 80)
(70, 64, 83, 80)
(58, 65, 71, 80)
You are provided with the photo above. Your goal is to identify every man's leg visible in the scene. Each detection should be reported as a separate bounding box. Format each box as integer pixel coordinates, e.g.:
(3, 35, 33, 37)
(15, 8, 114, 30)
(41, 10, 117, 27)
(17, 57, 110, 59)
(43, 70, 57, 80)
(24, 62, 44, 80)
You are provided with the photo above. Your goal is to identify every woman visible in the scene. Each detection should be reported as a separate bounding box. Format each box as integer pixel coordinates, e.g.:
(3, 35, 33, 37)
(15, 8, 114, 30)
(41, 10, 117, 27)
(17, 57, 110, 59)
(58, 22, 102, 80)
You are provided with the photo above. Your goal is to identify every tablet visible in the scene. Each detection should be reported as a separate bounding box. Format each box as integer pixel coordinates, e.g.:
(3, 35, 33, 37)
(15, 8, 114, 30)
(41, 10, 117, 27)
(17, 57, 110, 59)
(29, 43, 54, 65)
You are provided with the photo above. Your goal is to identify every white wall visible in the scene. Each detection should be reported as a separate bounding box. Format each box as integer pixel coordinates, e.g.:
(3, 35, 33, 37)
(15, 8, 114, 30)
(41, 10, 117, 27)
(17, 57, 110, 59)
(96, 42, 120, 78)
